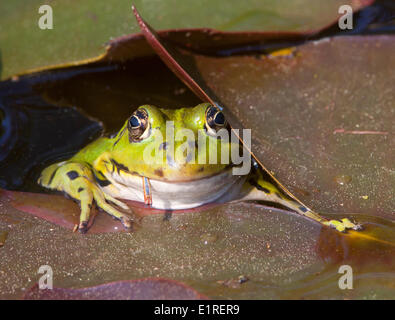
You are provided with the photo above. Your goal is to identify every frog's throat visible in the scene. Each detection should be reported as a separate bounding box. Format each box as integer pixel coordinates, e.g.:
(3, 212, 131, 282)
(101, 168, 247, 210)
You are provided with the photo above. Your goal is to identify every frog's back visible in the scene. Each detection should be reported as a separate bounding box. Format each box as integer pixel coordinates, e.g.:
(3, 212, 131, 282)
(71, 136, 113, 165)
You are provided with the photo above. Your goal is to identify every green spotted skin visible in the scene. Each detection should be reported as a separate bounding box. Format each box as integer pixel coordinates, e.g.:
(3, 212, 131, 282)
(38, 104, 361, 233)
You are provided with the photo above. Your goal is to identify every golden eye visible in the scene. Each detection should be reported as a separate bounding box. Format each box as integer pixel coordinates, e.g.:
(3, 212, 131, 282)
(128, 108, 150, 142)
(205, 105, 227, 135)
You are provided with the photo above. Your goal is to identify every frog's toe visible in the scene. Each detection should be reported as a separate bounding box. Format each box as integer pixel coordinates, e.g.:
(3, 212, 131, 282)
(354, 224, 364, 231)
(327, 220, 346, 232)
(78, 221, 89, 234)
(103, 193, 130, 210)
(325, 218, 361, 233)
(343, 219, 363, 231)
(72, 187, 95, 233)
(93, 189, 133, 227)
(121, 216, 133, 230)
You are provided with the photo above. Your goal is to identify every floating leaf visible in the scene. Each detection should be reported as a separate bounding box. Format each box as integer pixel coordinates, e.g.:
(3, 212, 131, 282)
(0, 230, 8, 247)
(0, 0, 374, 79)
(0, 0, 394, 300)
(23, 278, 208, 300)
(0, 189, 219, 233)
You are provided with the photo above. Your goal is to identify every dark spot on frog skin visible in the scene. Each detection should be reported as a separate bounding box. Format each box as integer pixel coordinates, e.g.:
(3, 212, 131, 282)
(260, 186, 271, 194)
(154, 169, 164, 177)
(67, 171, 79, 180)
(159, 142, 168, 150)
(249, 179, 271, 194)
(47, 166, 60, 185)
(113, 127, 126, 147)
(198, 167, 204, 172)
(78, 187, 84, 193)
(166, 153, 177, 168)
(110, 158, 130, 174)
(94, 171, 112, 187)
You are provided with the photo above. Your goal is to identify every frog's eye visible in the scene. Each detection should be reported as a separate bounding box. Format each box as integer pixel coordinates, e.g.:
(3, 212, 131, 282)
(128, 108, 150, 142)
(213, 112, 225, 126)
(129, 115, 140, 129)
(205, 105, 227, 136)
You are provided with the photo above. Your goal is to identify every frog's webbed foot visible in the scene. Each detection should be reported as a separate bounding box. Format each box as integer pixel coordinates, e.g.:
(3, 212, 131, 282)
(38, 162, 133, 233)
(297, 209, 363, 233)
(323, 218, 363, 233)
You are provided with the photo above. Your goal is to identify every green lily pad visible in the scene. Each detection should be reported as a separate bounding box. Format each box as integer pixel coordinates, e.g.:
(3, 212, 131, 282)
(0, 0, 371, 79)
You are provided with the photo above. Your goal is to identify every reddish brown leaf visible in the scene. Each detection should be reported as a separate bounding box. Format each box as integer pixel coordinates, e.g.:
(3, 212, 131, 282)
(23, 278, 208, 300)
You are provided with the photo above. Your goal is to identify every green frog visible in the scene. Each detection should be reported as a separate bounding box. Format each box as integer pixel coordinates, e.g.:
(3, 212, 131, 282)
(38, 103, 361, 233)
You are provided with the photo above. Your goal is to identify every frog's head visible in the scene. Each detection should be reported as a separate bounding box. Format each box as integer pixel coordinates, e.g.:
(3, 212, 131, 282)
(110, 103, 239, 181)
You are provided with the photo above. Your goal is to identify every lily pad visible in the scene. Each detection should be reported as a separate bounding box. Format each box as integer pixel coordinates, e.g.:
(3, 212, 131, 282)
(0, 189, 218, 234)
(7, 33, 392, 221)
(0, 0, 372, 79)
(0, 1, 394, 301)
(187, 35, 395, 221)
(23, 278, 208, 300)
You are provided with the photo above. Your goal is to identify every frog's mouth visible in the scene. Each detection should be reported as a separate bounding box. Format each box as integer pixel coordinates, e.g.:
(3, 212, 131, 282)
(101, 167, 247, 210)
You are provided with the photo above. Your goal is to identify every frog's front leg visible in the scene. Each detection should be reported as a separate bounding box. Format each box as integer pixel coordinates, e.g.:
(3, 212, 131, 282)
(38, 161, 132, 233)
(93, 152, 153, 206)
